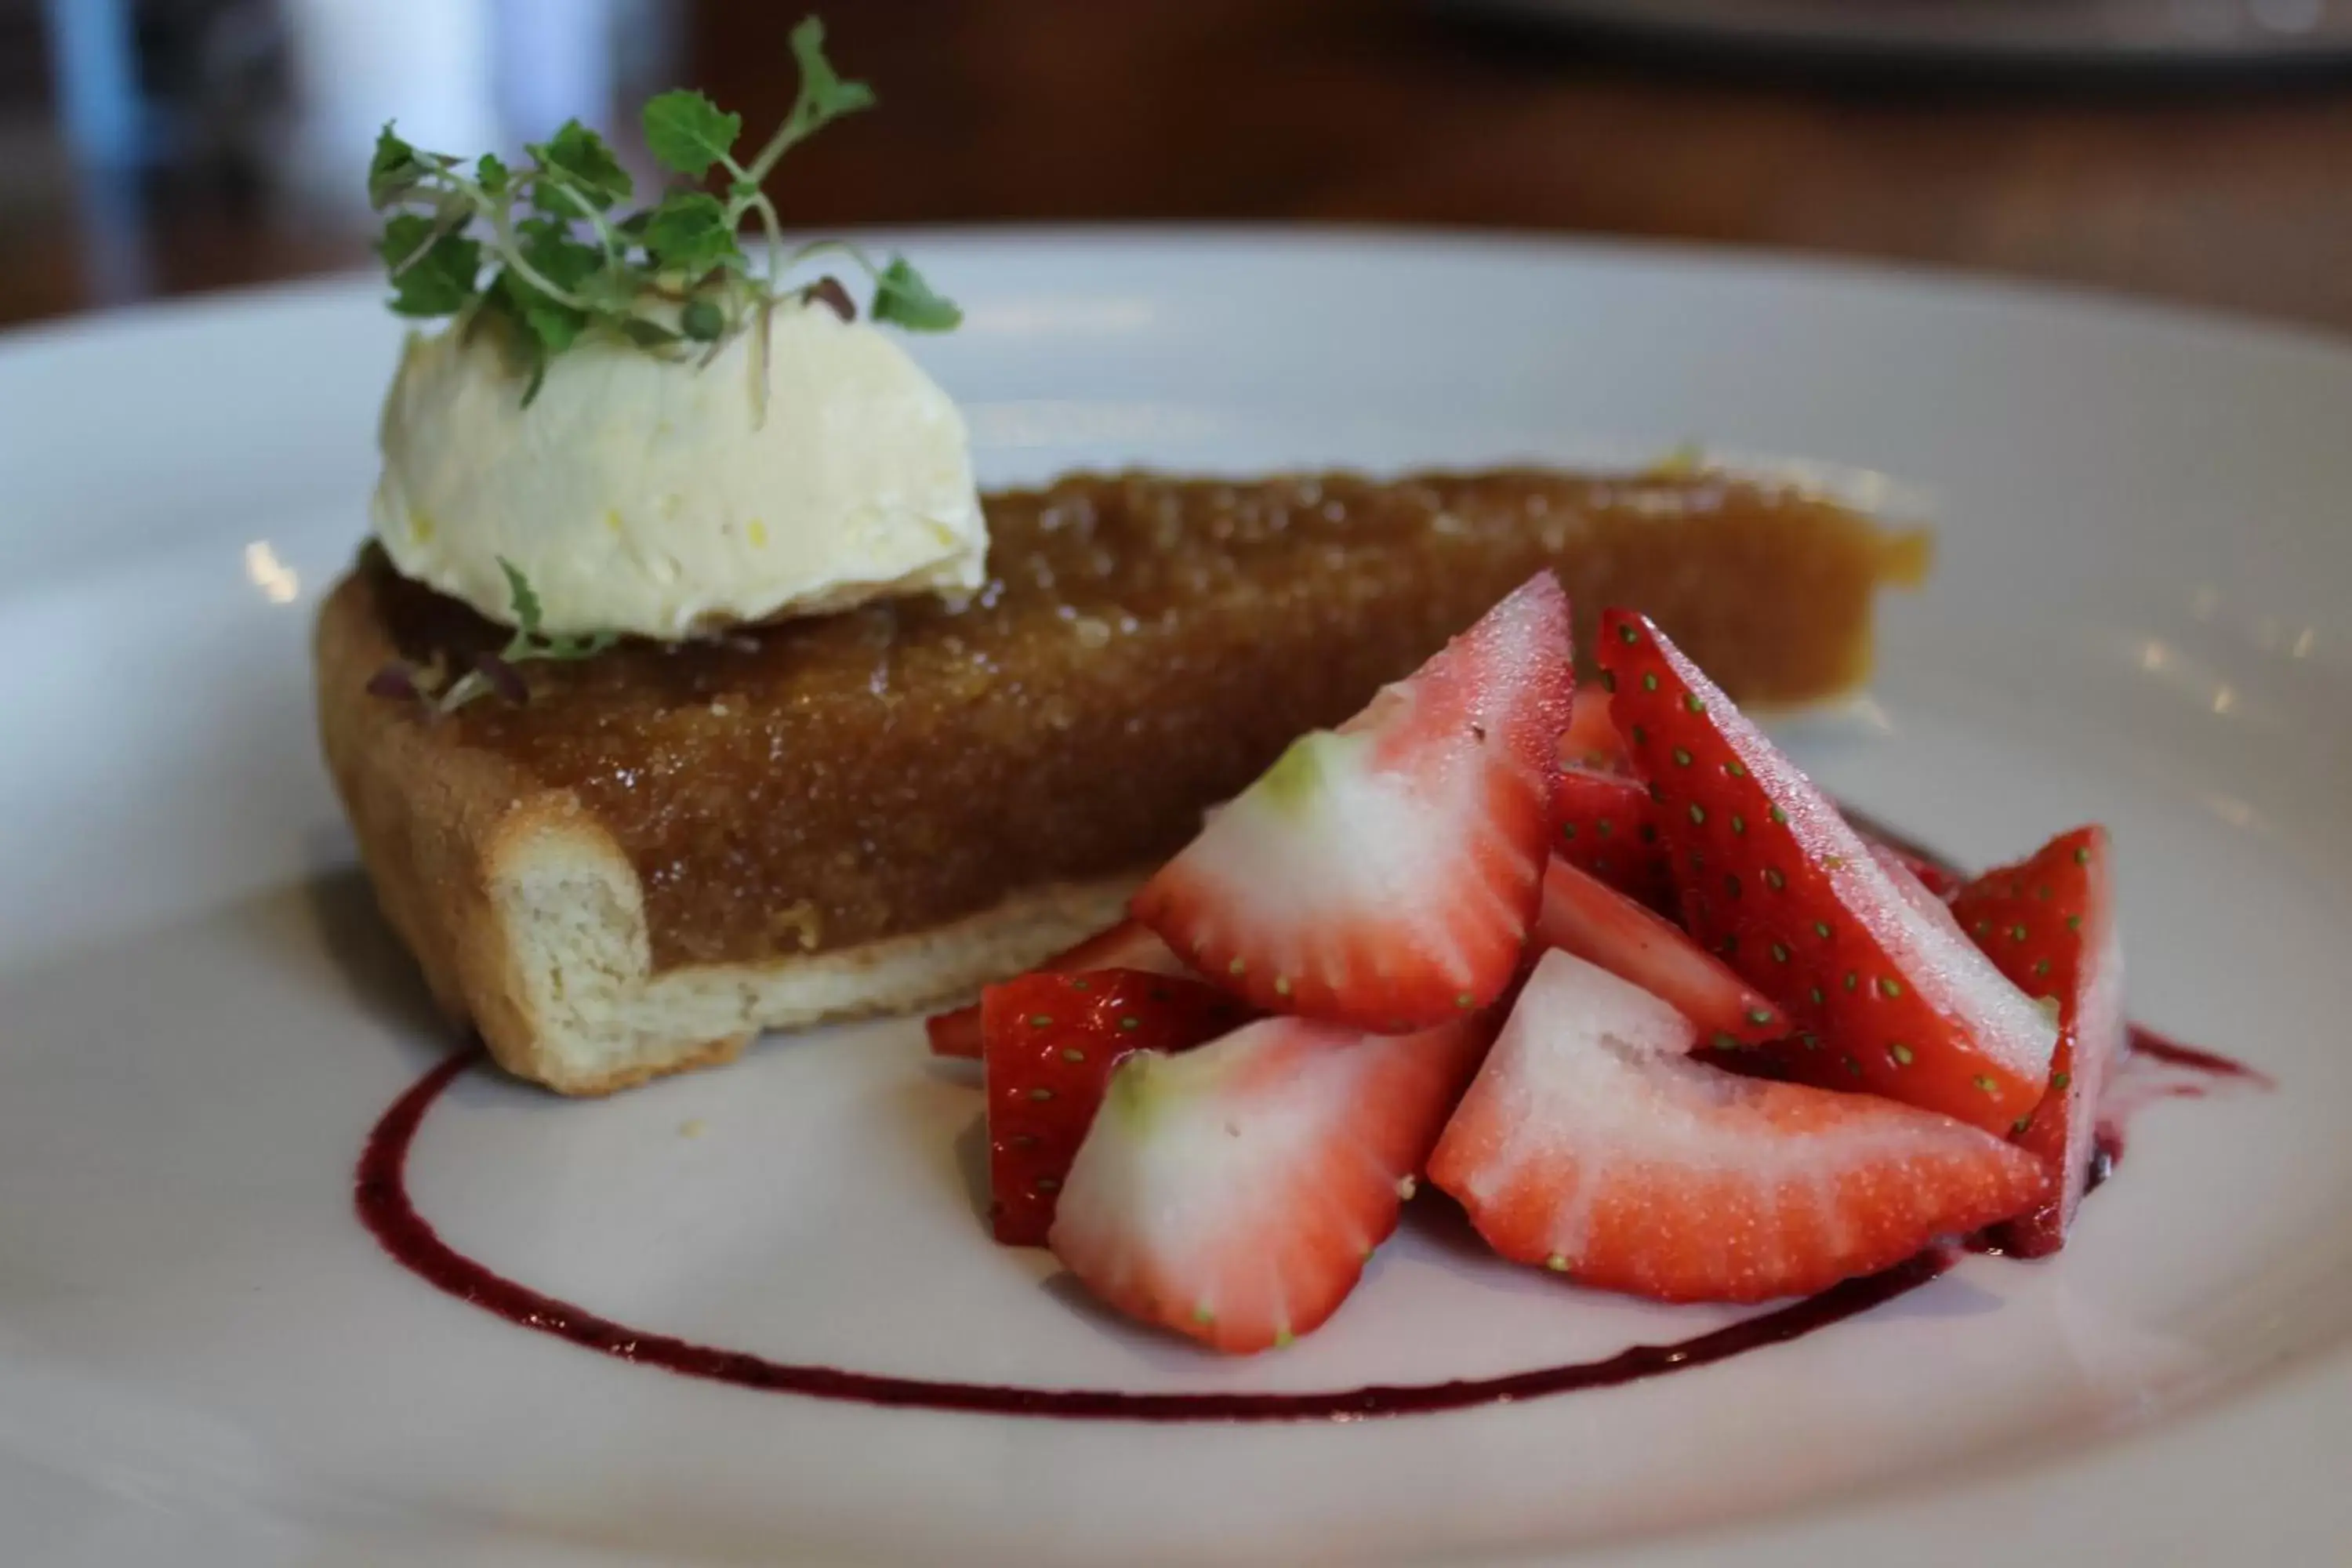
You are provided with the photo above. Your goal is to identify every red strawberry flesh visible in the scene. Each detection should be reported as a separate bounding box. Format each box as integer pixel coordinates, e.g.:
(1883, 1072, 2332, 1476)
(1598, 608, 2056, 1133)
(1429, 949, 2049, 1303)
(1552, 764, 1674, 911)
(1951, 826, 2123, 1256)
(1559, 689, 1629, 773)
(1534, 856, 1786, 1047)
(1049, 1013, 1490, 1352)
(982, 969, 1251, 1246)
(929, 920, 1183, 1059)
(1134, 573, 1573, 1032)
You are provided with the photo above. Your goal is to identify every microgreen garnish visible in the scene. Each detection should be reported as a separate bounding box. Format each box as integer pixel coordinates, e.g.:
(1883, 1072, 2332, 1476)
(430, 561, 616, 710)
(369, 561, 615, 713)
(368, 15, 957, 404)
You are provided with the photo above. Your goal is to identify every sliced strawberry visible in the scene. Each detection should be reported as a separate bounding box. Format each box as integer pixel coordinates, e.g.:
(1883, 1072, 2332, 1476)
(1598, 609, 2056, 1134)
(928, 920, 1184, 1059)
(1846, 814, 1965, 902)
(1133, 573, 1574, 1032)
(1429, 949, 2049, 1303)
(1552, 765, 1674, 910)
(982, 969, 1252, 1246)
(1050, 1014, 1490, 1352)
(1559, 688, 1630, 773)
(1951, 826, 2124, 1257)
(1534, 857, 1786, 1047)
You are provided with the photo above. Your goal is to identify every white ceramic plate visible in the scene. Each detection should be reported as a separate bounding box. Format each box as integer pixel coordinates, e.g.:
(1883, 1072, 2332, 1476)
(2, 233, 2347, 1567)
(1456, 0, 2352, 66)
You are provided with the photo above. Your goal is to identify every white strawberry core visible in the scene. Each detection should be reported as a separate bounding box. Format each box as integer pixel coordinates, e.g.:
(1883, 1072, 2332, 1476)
(1181, 726, 1535, 999)
(1051, 1020, 1410, 1336)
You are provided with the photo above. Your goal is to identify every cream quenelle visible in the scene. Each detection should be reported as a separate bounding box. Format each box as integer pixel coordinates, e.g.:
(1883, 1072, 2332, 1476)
(371, 299, 985, 640)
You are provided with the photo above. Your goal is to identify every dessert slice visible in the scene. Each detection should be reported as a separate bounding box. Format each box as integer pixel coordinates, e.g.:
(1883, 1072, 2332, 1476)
(318, 467, 1929, 1093)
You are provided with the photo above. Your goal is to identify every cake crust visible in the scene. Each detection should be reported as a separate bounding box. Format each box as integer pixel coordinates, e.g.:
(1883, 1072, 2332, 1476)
(317, 575, 1134, 1094)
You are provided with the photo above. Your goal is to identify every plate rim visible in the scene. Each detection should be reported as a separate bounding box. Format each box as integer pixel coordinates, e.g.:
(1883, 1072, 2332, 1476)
(5, 222, 2351, 366)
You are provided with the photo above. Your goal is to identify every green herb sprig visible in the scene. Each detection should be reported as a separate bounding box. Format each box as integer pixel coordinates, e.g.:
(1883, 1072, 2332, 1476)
(368, 560, 614, 713)
(367, 15, 957, 404)
(431, 561, 616, 711)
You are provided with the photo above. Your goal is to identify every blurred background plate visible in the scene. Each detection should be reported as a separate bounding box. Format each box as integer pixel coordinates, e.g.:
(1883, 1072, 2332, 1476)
(1457, 0, 2352, 67)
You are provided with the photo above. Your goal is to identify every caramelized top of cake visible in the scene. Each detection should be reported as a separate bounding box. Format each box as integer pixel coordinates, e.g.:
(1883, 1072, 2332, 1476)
(364, 470, 1927, 971)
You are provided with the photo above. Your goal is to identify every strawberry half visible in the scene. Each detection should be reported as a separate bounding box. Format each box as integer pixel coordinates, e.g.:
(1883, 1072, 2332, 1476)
(1534, 856, 1786, 1047)
(1049, 1014, 1490, 1352)
(1598, 609, 2056, 1134)
(1951, 826, 2124, 1257)
(1429, 949, 2049, 1303)
(982, 970, 1252, 1246)
(1133, 573, 1574, 1032)
(929, 919, 1183, 1059)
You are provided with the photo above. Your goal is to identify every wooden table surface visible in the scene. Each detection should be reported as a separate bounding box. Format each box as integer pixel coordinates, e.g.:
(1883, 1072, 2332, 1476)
(6, 0, 2352, 335)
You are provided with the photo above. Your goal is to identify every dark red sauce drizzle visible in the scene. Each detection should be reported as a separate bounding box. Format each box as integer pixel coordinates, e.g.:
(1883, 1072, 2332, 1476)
(358, 1048, 1947, 1419)
(354, 1022, 2256, 1422)
(2126, 1025, 2268, 1083)
(2087, 1025, 2274, 1189)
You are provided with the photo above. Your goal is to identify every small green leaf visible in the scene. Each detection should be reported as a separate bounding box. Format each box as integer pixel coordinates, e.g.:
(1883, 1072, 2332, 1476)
(499, 559, 544, 636)
(376, 212, 432, 267)
(521, 296, 587, 354)
(575, 266, 648, 318)
(869, 254, 960, 332)
(518, 340, 550, 407)
(514, 217, 604, 292)
(643, 191, 740, 279)
(488, 266, 588, 356)
(368, 124, 427, 207)
(642, 89, 743, 179)
(782, 16, 876, 143)
(379, 215, 481, 317)
(475, 152, 510, 199)
(535, 120, 632, 209)
(434, 562, 623, 692)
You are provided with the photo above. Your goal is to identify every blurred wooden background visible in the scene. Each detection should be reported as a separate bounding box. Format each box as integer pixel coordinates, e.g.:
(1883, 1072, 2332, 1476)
(5, 0, 2352, 332)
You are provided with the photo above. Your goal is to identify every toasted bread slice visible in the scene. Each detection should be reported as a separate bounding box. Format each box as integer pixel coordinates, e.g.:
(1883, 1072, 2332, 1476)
(318, 468, 1929, 1094)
